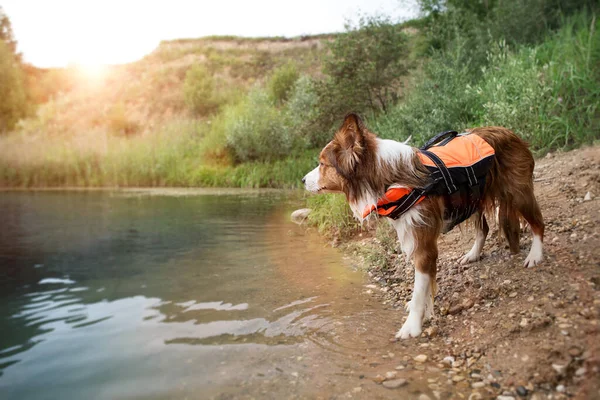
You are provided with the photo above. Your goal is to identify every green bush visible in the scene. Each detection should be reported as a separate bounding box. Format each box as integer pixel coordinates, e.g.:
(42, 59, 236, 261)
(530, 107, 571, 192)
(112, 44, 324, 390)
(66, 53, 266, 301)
(268, 63, 299, 104)
(0, 40, 28, 133)
(223, 88, 295, 162)
(368, 40, 479, 145)
(284, 76, 323, 147)
(370, 11, 599, 152)
(183, 64, 219, 115)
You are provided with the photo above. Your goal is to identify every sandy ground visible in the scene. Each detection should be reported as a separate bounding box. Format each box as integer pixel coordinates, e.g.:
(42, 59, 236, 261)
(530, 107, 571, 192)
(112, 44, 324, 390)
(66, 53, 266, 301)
(345, 146, 600, 399)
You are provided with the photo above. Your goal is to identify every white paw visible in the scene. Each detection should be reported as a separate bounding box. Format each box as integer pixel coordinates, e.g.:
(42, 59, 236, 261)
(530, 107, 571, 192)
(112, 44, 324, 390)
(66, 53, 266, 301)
(458, 250, 480, 265)
(395, 318, 422, 339)
(523, 252, 543, 268)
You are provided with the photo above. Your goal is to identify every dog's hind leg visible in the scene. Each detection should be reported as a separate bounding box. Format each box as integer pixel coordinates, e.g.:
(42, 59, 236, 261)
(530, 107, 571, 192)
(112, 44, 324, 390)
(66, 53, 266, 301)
(517, 191, 545, 267)
(458, 211, 489, 265)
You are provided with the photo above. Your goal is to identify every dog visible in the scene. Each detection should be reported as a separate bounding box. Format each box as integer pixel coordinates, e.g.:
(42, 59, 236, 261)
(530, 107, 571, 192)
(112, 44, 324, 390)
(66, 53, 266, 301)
(302, 113, 544, 339)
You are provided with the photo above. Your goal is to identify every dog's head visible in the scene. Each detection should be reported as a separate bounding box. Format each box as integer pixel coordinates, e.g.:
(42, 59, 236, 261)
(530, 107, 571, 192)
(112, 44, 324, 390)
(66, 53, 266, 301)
(302, 113, 377, 198)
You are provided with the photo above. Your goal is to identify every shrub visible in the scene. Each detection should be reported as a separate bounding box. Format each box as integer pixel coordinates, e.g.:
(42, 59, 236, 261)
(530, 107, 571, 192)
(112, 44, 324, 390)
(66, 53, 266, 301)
(223, 88, 295, 162)
(268, 63, 299, 104)
(368, 40, 479, 145)
(183, 64, 219, 115)
(107, 103, 140, 136)
(284, 76, 323, 147)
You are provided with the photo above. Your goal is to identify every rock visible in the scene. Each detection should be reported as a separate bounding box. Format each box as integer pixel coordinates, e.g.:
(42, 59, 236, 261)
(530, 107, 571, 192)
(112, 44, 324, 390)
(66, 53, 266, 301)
(509, 292, 518, 298)
(373, 374, 386, 384)
(395, 364, 406, 370)
(352, 387, 363, 393)
(552, 364, 567, 375)
(382, 378, 408, 389)
(575, 367, 586, 376)
(496, 397, 515, 400)
(516, 386, 528, 397)
(442, 356, 455, 366)
(471, 382, 485, 388)
(452, 375, 466, 382)
(385, 371, 398, 379)
(519, 318, 529, 327)
(418, 395, 431, 400)
(583, 192, 593, 201)
(469, 393, 483, 400)
(290, 208, 311, 224)
(414, 354, 428, 363)
(556, 384, 566, 393)
(568, 346, 583, 357)
(425, 326, 439, 337)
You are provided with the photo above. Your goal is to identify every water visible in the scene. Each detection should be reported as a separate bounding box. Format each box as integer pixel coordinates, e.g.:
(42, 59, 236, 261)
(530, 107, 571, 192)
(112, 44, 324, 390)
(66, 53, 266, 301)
(0, 190, 399, 399)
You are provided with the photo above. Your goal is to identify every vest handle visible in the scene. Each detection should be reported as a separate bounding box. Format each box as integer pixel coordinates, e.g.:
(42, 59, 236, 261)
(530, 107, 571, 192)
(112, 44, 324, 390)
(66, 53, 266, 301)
(421, 130, 458, 150)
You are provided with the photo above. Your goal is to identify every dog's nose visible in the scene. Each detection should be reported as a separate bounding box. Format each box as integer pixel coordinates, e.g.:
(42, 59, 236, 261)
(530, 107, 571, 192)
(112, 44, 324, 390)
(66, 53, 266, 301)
(301, 177, 306, 184)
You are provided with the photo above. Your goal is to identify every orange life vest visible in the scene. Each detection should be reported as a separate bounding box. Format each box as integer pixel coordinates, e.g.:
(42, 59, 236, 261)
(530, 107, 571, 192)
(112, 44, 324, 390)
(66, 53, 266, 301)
(363, 131, 495, 232)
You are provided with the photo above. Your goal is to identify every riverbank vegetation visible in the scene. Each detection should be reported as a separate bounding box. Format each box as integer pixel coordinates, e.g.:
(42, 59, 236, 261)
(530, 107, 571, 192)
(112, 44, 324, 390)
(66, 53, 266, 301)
(0, 1, 598, 196)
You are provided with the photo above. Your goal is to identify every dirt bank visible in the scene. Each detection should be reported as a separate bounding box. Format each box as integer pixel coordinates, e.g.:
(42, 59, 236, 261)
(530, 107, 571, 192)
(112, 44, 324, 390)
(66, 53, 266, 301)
(342, 146, 600, 399)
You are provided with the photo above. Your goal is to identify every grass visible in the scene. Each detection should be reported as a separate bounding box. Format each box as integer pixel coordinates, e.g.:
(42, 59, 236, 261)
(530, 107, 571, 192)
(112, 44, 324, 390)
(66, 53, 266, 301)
(0, 119, 316, 188)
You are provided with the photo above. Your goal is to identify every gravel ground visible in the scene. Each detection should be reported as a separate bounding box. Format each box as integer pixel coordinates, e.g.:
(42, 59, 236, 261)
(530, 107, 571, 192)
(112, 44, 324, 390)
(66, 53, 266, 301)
(347, 146, 600, 399)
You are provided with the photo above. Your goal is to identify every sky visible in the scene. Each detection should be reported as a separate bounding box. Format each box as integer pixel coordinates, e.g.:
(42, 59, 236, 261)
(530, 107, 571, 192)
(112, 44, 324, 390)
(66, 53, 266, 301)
(2, 0, 419, 68)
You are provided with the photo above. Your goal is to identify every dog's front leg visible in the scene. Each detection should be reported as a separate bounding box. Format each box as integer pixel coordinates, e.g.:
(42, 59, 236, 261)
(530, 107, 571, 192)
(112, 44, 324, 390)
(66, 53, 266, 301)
(395, 227, 439, 340)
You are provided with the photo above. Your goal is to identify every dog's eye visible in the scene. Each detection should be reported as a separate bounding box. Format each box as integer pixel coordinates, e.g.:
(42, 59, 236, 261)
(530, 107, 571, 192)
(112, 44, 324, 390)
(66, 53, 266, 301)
(319, 162, 324, 167)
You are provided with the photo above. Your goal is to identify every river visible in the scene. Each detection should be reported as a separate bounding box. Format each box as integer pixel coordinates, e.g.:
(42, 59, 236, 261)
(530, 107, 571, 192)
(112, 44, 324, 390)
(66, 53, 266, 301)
(0, 189, 413, 400)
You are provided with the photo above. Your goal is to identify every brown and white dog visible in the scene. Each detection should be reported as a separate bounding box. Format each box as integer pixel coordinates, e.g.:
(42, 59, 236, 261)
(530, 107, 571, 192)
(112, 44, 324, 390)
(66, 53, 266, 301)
(302, 113, 544, 339)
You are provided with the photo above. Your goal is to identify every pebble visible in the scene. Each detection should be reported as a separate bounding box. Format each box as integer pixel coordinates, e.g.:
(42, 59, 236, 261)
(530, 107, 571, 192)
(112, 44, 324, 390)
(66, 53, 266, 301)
(469, 394, 483, 400)
(575, 367, 586, 376)
(414, 354, 428, 363)
(471, 382, 485, 388)
(519, 318, 528, 327)
(382, 378, 408, 389)
(583, 191, 593, 201)
(556, 384, 566, 393)
(452, 375, 466, 382)
(352, 387, 362, 393)
(385, 371, 397, 379)
(418, 395, 431, 400)
(552, 364, 567, 375)
(395, 365, 406, 370)
(509, 292, 518, 298)
(442, 356, 455, 366)
(497, 397, 515, 400)
(568, 346, 583, 357)
(516, 386, 528, 397)
(290, 208, 311, 224)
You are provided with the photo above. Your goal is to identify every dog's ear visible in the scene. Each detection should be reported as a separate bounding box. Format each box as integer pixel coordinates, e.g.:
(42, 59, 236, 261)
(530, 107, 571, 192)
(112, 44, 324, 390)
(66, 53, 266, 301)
(332, 113, 367, 176)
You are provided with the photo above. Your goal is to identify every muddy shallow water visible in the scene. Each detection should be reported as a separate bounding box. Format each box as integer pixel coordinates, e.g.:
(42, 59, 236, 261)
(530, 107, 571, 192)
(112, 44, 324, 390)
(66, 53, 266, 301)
(0, 190, 412, 400)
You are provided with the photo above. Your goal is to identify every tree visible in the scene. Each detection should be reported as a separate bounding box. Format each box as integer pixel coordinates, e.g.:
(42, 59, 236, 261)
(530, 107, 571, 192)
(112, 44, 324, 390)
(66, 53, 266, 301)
(0, 39, 28, 133)
(0, 8, 27, 133)
(311, 16, 410, 138)
(0, 6, 20, 61)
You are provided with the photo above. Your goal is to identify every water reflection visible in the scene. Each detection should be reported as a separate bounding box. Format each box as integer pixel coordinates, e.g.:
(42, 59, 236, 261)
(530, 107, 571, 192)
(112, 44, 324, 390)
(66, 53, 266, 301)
(0, 190, 366, 400)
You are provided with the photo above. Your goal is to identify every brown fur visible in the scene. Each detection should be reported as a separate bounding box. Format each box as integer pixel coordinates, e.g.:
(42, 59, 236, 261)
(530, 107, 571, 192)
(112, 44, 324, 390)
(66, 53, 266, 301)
(318, 114, 429, 202)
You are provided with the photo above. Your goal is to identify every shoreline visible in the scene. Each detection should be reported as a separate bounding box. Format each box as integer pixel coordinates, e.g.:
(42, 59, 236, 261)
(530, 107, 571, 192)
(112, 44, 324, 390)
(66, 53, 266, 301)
(316, 146, 600, 399)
